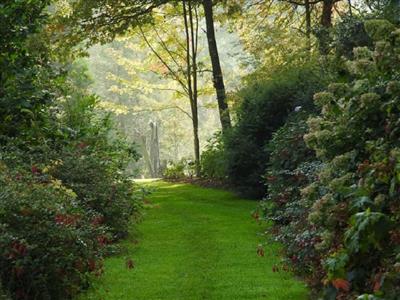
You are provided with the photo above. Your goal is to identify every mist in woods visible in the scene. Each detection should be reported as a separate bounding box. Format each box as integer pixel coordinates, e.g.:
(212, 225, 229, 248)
(84, 21, 246, 178)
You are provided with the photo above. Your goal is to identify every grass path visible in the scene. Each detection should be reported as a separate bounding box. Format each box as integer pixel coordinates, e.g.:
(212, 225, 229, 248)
(79, 181, 309, 300)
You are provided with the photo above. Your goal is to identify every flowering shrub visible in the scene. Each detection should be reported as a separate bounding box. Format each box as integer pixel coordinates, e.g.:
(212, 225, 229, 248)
(302, 20, 400, 299)
(49, 138, 139, 239)
(0, 114, 140, 299)
(0, 2, 141, 298)
(0, 166, 106, 299)
(262, 112, 324, 286)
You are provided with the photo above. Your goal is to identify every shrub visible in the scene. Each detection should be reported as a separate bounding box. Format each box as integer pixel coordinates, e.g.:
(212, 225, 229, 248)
(0, 72, 141, 298)
(0, 2, 141, 298)
(162, 159, 193, 179)
(302, 20, 400, 299)
(0, 166, 105, 300)
(333, 15, 373, 59)
(200, 132, 227, 180)
(49, 135, 139, 239)
(262, 112, 324, 286)
(225, 64, 327, 198)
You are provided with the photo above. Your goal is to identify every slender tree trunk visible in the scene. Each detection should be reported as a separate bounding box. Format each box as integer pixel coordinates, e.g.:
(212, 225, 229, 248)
(183, 0, 201, 177)
(202, 0, 231, 133)
(319, 0, 334, 54)
(305, 0, 312, 52)
(321, 0, 334, 28)
(138, 2, 201, 177)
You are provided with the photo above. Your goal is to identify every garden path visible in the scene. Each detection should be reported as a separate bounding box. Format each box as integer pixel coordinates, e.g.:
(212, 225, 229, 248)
(79, 181, 309, 300)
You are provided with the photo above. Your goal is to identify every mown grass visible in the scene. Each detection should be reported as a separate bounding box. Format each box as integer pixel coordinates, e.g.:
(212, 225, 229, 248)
(78, 180, 309, 300)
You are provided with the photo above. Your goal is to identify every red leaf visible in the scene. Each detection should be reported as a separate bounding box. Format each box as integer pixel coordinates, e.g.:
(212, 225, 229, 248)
(126, 258, 135, 269)
(31, 166, 41, 175)
(332, 278, 351, 292)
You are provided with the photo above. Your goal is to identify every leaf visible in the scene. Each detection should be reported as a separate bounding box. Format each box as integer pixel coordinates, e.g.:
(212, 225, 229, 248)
(126, 258, 135, 269)
(350, 196, 373, 212)
(257, 245, 265, 257)
(20, 108, 34, 118)
(332, 278, 351, 292)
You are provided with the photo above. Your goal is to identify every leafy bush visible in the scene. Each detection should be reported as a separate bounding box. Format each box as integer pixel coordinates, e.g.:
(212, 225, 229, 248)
(262, 112, 323, 285)
(225, 64, 327, 198)
(302, 20, 400, 299)
(200, 132, 227, 180)
(0, 107, 140, 299)
(0, 2, 141, 299)
(49, 125, 139, 239)
(163, 159, 194, 179)
(333, 15, 373, 59)
(0, 165, 105, 300)
(0, 0, 56, 138)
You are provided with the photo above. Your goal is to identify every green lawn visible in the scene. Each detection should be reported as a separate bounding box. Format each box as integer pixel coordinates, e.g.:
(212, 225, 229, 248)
(78, 181, 309, 300)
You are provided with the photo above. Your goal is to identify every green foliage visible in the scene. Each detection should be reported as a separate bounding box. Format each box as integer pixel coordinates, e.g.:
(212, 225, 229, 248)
(0, 165, 105, 299)
(302, 21, 400, 298)
(200, 132, 227, 180)
(0, 0, 55, 138)
(364, 19, 396, 41)
(64, 0, 169, 45)
(262, 112, 323, 286)
(333, 15, 373, 59)
(0, 2, 142, 298)
(162, 159, 195, 180)
(49, 129, 140, 238)
(362, 0, 400, 25)
(225, 64, 327, 198)
(0, 92, 140, 299)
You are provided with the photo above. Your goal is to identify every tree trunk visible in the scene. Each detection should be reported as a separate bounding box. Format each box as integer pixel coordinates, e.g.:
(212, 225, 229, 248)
(202, 0, 231, 133)
(321, 0, 334, 28)
(183, 0, 201, 177)
(305, 0, 312, 51)
(319, 0, 334, 54)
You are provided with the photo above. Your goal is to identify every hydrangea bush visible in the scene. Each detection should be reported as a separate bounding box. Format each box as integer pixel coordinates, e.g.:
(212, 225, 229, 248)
(303, 20, 400, 299)
(262, 112, 324, 287)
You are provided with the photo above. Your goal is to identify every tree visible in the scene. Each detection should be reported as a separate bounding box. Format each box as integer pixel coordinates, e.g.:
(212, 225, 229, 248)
(64, 0, 169, 45)
(202, 0, 231, 132)
(131, 2, 203, 176)
(63, 0, 235, 134)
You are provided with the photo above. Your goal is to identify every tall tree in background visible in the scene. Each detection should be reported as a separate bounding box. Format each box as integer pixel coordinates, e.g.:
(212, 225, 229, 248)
(183, 0, 201, 176)
(137, 1, 202, 176)
(62, 0, 206, 176)
(318, 0, 339, 54)
(281, 0, 342, 54)
(202, 0, 231, 132)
